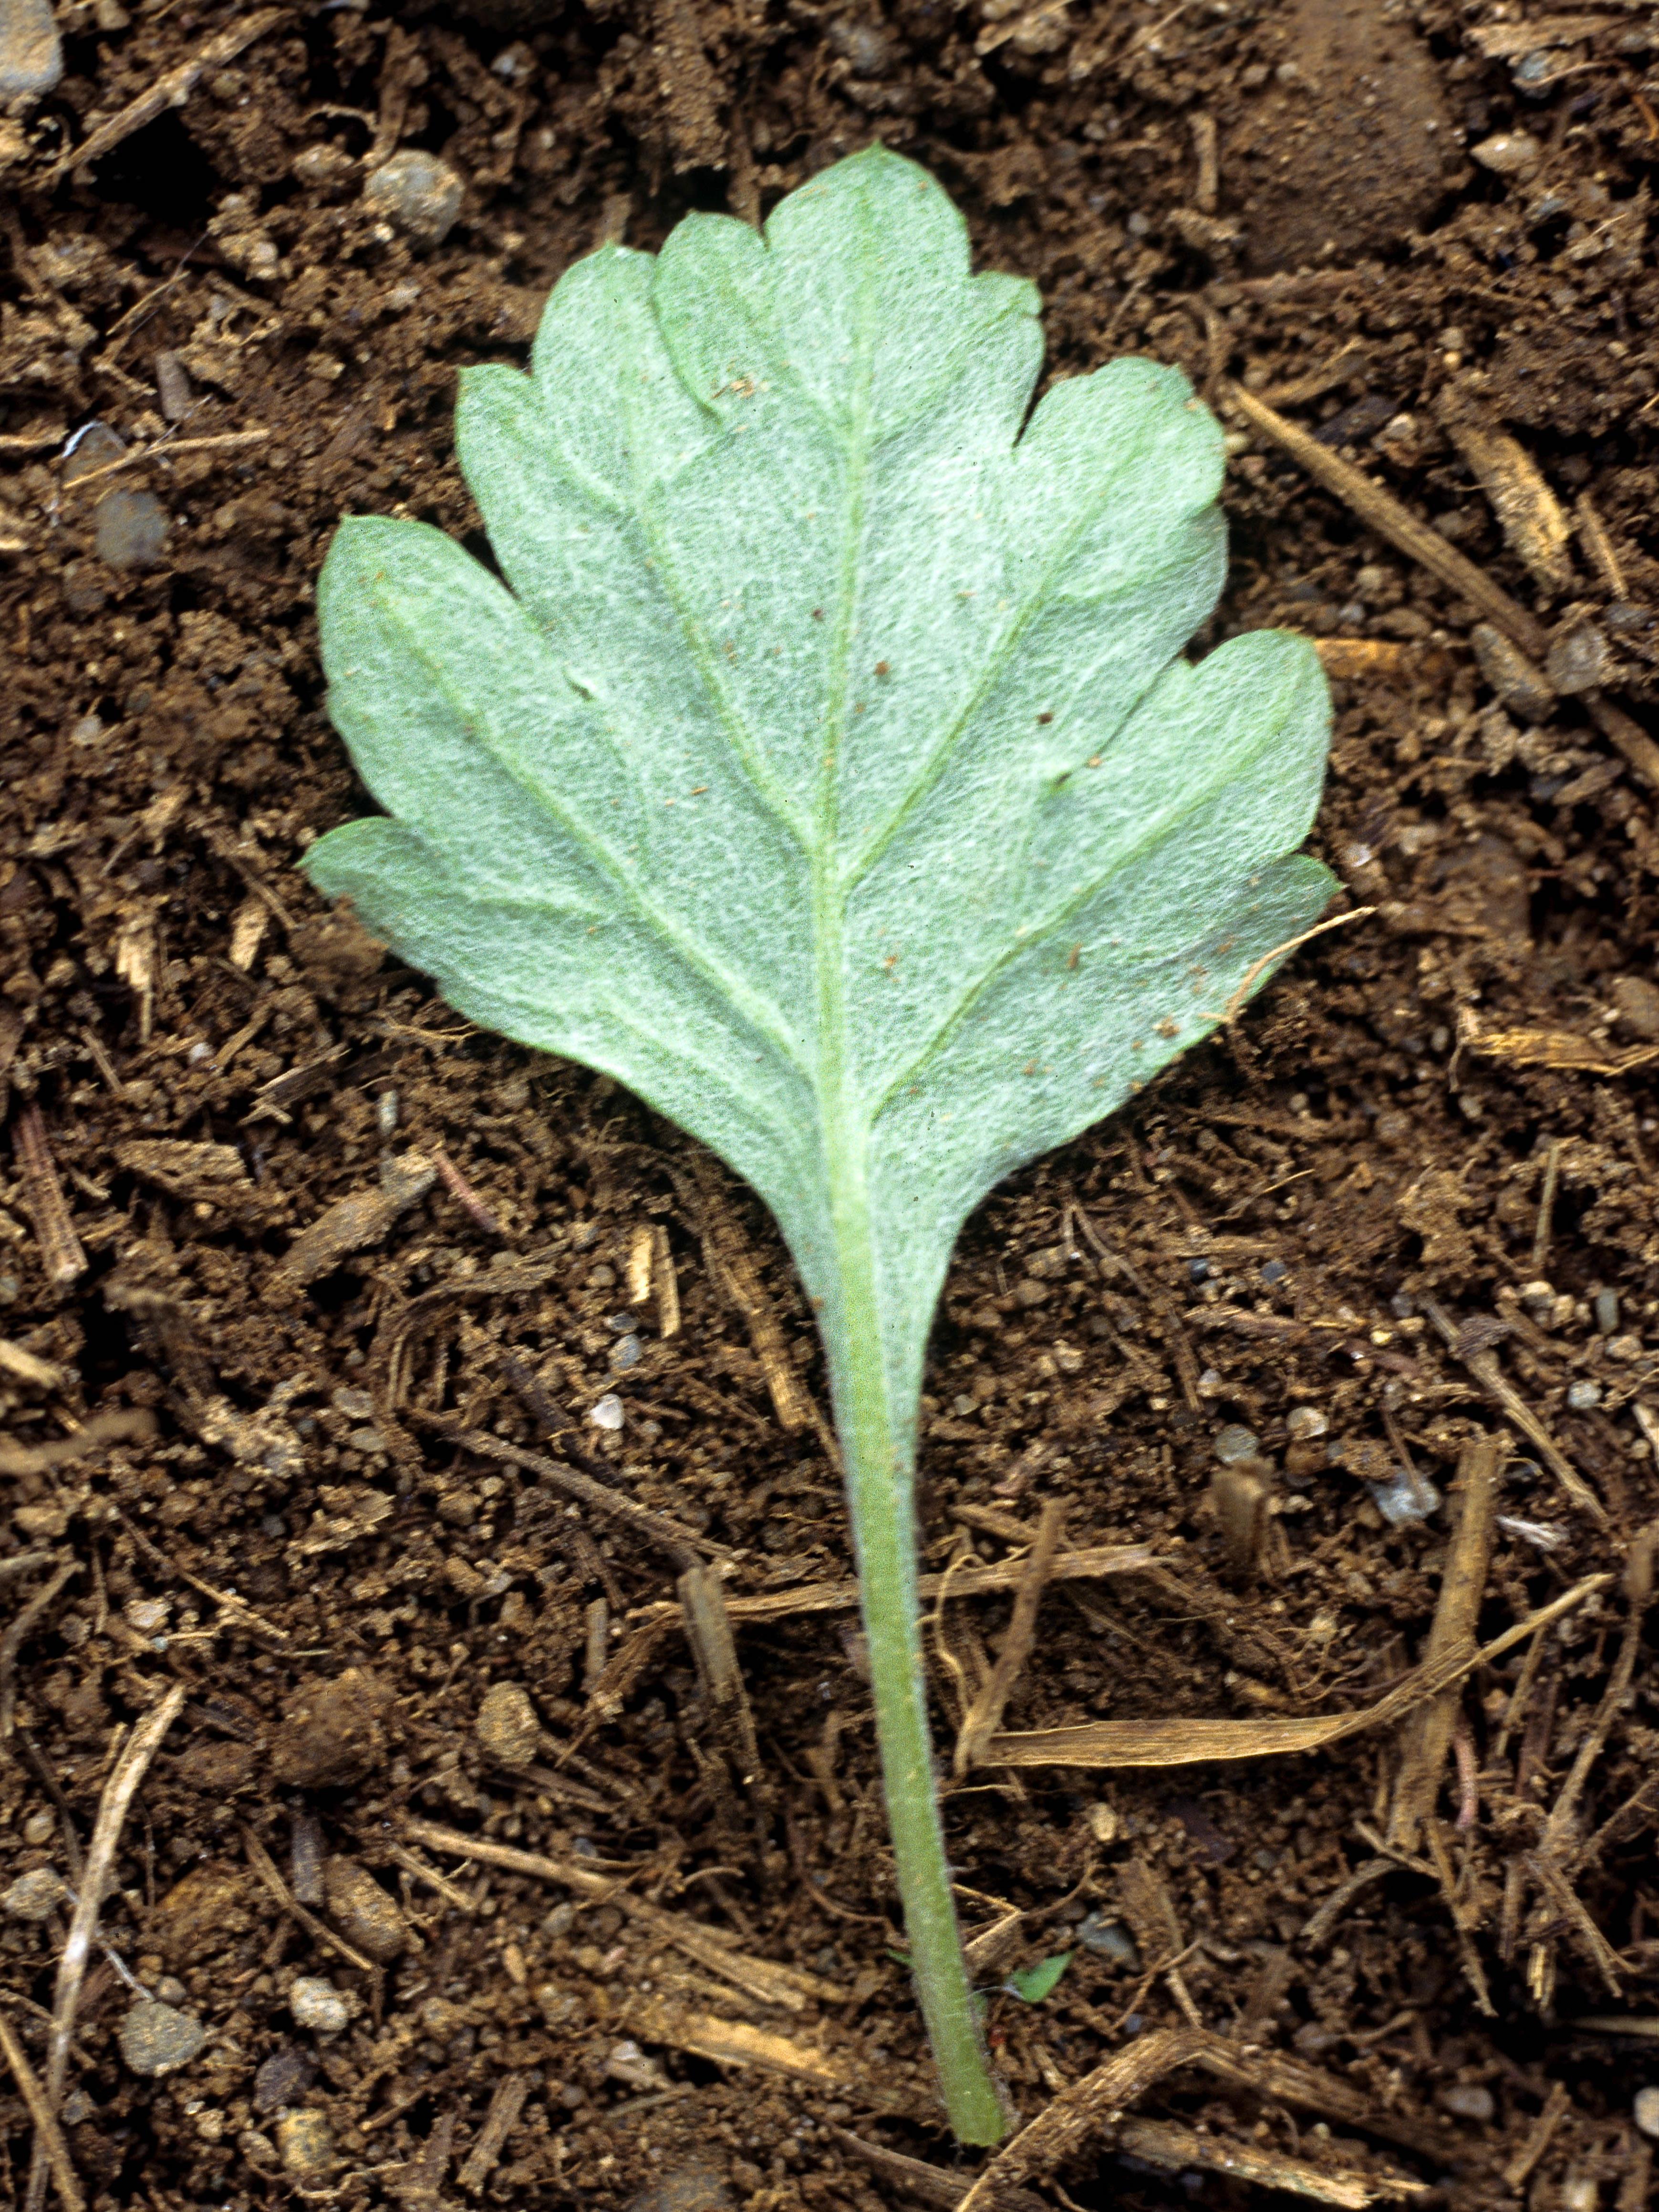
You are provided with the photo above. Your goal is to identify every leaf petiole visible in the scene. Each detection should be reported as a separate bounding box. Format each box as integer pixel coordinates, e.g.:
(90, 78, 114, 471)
(829, 1220, 1006, 2143)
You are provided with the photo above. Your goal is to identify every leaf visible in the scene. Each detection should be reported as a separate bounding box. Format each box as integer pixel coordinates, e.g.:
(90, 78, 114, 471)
(1006, 1952, 1073, 2004)
(304, 145, 1334, 2142)
(306, 146, 1332, 1425)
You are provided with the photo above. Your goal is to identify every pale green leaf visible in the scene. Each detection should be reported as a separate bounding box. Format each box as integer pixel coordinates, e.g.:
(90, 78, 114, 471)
(307, 146, 1333, 1423)
(305, 145, 1334, 2141)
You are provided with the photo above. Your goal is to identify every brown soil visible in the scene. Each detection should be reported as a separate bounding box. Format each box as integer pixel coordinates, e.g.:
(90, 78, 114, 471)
(4, 3, 1659, 2209)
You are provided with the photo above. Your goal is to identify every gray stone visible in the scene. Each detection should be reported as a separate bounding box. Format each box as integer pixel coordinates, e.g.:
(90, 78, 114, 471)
(1613, 976, 1659, 1041)
(289, 1977, 350, 2035)
(1635, 2087, 1659, 2140)
(0, 0, 62, 104)
(1471, 625, 1555, 722)
(63, 424, 125, 485)
(1213, 1425, 1260, 1465)
(1369, 1470, 1441, 1526)
(1546, 621, 1610, 696)
(362, 152, 465, 249)
(476, 1680, 540, 1767)
(95, 488, 169, 571)
(1471, 132, 1542, 176)
(623, 2161, 736, 2212)
(119, 2000, 207, 2077)
(252, 2046, 313, 2114)
(3, 1867, 66, 1920)
(1076, 1910, 1140, 1967)
(1285, 1406, 1327, 1442)
(1440, 2082, 1495, 2123)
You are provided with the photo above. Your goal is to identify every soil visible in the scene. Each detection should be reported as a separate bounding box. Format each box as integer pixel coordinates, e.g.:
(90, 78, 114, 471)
(5, 3, 1659, 2209)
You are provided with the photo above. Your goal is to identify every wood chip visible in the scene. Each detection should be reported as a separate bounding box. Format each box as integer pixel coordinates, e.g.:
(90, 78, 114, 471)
(264, 1152, 437, 1300)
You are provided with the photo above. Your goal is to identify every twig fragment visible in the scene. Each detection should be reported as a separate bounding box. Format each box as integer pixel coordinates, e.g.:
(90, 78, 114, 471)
(0, 1407, 156, 1480)
(1389, 1435, 1498, 1850)
(988, 1573, 1608, 1767)
(48, 10, 290, 184)
(954, 1499, 1065, 1776)
(1502, 2080, 1571, 2193)
(12, 1107, 86, 1290)
(0, 2007, 84, 2212)
(411, 1418, 723, 1565)
(1228, 384, 1659, 790)
(456, 2073, 529, 2195)
(29, 1685, 186, 2212)
(1421, 1300, 1605, 1526)
(242, 1828, 380, 1978)
(0, 1559, 80, 1740)
(1532, 1140, 1562, 1273)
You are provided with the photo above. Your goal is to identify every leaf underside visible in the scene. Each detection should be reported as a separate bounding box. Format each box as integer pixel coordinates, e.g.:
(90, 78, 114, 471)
(308, 147, 1334, 1409)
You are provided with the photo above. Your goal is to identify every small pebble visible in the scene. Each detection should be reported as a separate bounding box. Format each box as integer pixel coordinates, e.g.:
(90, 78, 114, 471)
(1613, 977, 1659, 1041)
(1547, 622, 1609, 697)
(119, 2000, 207, 2078)
(95, 487, 169, 571)
(623, 2161, 736, 2212)
(1440, 2082, 1495, 2124)
(3, 1867, 67, 1921)
(289, 1977, 350, 2035)
(611, 1334, 643, 1370)
(1370, 1471, 1441, 1526)
(324, 1858, 407, 1963)
(1076, 1910, 1140, 1967)
(1286, 1406, 1327, 1442)
(590, 1393, 624, 1431)
(362, 152, 466, 248)
(1471, 624, 1554, 722)
(476, 1680, 540, 1767)
(1188, 1257, 1210, 1281)
(1260, 1259, 1288, 1284)
(1634, 2087, 1659, 2140)
(253, 2046, 313, 2114)
(154, 351, 192, 423)
(1471, 131, 1543, 176)
(1566, 1380, 1602, 1411)
(1595, 1289, 1620, 1336)
(275, 2109, 338, 2183)
(1213, 1425, 1260, 1465)
(124, 1597, 169, 1634)
(1606, 602, 1652, 634)
(21, 1811, 55, 1845)
(0, 0, 62, 101)
(332, 1386, 374, 1419)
